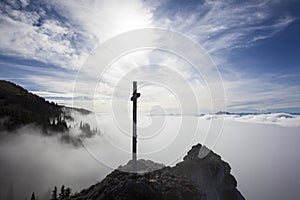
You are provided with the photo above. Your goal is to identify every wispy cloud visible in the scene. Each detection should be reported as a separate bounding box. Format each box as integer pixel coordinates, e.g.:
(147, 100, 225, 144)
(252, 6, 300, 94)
(224, 73, 300, 111)
(155, 0, 295, 56)
(0, 0, 154, 69)
(0, 0, 296, 69)
(0, 0, 298, 112)
(0, 1, 87, 68)
(150, 0, 298, 111)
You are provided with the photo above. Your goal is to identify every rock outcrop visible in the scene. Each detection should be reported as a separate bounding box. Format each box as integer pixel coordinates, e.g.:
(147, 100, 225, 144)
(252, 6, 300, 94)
(71, 144, 245, 200)
(171, 144, 245, 200)
(117, 159, 165, 173)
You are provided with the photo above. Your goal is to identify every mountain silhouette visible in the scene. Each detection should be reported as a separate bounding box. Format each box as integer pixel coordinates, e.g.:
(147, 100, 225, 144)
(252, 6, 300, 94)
(71, 144, 245, 200)
(0, 80, 89, 132)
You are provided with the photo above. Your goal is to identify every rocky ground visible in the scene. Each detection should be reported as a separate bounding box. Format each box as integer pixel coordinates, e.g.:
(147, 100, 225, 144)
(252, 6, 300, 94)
(71, 144, 245, 200)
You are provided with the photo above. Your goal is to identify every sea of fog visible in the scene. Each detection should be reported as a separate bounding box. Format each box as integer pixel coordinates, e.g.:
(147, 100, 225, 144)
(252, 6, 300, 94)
(0, 113, 299, 200)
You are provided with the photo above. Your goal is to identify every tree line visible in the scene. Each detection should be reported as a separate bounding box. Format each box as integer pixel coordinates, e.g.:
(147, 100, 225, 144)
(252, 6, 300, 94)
(30, 185, 72, 200)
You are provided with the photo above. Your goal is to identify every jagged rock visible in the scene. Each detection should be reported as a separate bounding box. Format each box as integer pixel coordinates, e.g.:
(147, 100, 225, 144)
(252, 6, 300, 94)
(71, 144, 245, 200)
(171, 144, 245, 200)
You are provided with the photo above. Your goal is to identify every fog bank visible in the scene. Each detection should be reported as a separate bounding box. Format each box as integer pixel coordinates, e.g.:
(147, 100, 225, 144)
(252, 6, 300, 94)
(0, 113, 299, 199)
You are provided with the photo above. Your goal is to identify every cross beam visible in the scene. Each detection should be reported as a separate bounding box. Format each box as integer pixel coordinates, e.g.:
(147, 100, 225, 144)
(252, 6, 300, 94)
(131, 81, 140, 172)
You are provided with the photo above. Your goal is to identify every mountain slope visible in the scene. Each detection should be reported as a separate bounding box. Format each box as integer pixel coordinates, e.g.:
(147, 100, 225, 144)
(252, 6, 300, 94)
(71, 144, 245, 200)
(0, 80, 64, 130)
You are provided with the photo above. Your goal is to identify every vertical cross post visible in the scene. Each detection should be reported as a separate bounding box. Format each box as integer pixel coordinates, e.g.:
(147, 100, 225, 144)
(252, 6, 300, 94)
(131, 81, 140, 172)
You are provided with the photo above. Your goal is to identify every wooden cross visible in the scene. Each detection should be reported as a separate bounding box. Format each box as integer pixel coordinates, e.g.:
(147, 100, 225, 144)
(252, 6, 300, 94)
(131, 81, 140, 172)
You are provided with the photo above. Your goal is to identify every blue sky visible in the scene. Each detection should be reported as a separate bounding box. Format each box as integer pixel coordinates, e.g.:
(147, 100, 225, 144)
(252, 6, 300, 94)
(0, 0, 299, 112)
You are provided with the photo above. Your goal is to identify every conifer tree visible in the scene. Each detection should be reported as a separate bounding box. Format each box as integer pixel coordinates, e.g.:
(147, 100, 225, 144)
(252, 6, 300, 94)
(59, 185, 65, 200)
(31, 192, 35, 200)
(51, 186, 58, 200)
(65, 187, 71, 198)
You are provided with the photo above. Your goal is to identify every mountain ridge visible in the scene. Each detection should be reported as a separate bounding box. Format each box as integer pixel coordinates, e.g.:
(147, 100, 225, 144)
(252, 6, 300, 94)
(0, 80, 90, 131)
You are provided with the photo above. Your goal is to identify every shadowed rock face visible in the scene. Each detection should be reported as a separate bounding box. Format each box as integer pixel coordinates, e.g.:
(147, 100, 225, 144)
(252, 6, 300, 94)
(71, 144, 245, 200)
(171, 144, 245, 200)
(72, 169, 206, 200)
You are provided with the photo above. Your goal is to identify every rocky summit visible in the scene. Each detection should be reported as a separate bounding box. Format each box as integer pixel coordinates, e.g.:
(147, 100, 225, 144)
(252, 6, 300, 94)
(71, 144, 245, 200)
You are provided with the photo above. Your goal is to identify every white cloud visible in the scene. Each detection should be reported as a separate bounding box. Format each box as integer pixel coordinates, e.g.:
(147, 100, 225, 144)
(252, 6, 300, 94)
(1, 0, 298, 112)
(201, 113, 300, 127)
(223, 73, 300, 111)
(50, 0, 154, 40)
(0, 4, 86, 68)
(0, 114, 299, 199)
(0, 125, 109, 200)
(156, 0, 295, 56)
(151, 0, 298, 111)
(0, 0, 155, 69)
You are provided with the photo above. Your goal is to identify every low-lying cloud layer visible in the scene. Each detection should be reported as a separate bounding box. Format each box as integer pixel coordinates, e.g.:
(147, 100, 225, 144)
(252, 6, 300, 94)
(0, 126, 109, 200)
(0, 113, 299, 199)
(200, 113, 300, 127)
